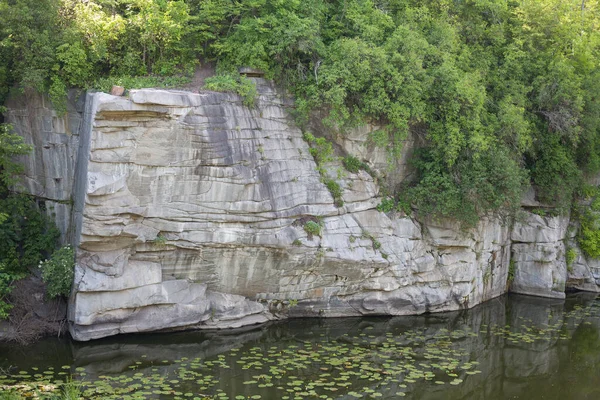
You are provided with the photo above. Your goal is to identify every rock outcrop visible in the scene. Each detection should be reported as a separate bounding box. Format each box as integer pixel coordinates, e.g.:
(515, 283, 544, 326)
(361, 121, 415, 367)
(510, 212, 569, 299)
(5, 90, 84, 244)
(5, 80, 599, 341)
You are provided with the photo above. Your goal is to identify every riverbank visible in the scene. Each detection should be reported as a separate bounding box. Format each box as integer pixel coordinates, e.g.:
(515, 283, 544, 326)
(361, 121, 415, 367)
(1, 293, 599, 399)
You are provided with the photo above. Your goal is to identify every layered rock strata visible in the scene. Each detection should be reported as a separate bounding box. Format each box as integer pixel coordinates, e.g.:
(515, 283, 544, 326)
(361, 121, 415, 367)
(6, 81, 599, 341)
(67, 82, 510, 340)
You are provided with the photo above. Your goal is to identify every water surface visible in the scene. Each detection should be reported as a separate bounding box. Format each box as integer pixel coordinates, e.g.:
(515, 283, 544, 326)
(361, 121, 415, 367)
(1, 293, 599, 399)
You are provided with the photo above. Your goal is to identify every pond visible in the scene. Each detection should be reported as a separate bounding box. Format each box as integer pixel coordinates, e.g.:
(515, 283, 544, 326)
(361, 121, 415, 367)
(1, 293, 599, 399)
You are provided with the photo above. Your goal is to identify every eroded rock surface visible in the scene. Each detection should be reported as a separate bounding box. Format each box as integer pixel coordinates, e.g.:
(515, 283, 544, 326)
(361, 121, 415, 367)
(60, 82, 511, 340)
(510, 212, 570, 299)
(9, 82, 599, 341)
(5, 90, 85, 243)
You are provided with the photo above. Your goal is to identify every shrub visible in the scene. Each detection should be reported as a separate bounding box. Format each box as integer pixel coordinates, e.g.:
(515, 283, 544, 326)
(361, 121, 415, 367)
(40, 245, 75, 298)
(507, 260, 516, 285)
(59, 377, 82, 400)
(0, 123, 59, 318)
(579, 223, 600, 259)
(153, 234, 168, 247)
(342, 155, 363, 173)
(405, 147, 527, 227)
(304, 134, 335, 165)
(566, 248, 577, 272)
(323, 178, 343, 207)
(204, 74, 257, 107)
(377, 197, 395, 213)
(0, 195, 60, 274)
(304, 221, 322, 239)
(0, 262, 15, 320)
(532, 134, 582, 210)
(303, 133, 344, 207)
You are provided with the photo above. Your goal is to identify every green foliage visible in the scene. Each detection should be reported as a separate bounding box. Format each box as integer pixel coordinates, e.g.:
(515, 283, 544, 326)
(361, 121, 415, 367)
(304, 133, 335, 165)
(152, 234, 168, 246)
(578, 214, 600, 259)
(303, 132, 344, 207)
(575, 186, 600, 259)
(0, 0, 198, 105)
(342, 155, 372, 176)
(206, 0, 600, 225)
(303, 221, 322, 239)
(0, 195, 60, 275)
(531, 134, 582, 210)
(288, 299, 298, 308)
(405, 147, 527, 227)
(204, 74, 257, 107)
(323, 178, 343, 207)
(508, 260, 516, 285)
(1, 0, 600, 226)
(58, 376, 82, 400)
(342, 155, 362, 173)
(566, 247, 577, 272)
(0, 262, 15, 319)
(0, 124, 33, 189)
(377, 197, 396, 213)
(0, 391, 24, 400)
(40, 245, 75, 298)
(0, 124, 60, 316)
(379, 195, 411, 217)
(361, 230, 381, 251)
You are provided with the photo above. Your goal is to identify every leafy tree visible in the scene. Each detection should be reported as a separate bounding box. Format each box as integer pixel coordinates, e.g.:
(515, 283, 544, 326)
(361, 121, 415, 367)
(1, 0, 600, 227)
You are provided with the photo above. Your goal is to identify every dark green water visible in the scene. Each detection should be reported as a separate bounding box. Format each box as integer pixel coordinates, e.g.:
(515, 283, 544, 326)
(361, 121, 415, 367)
(1, 293, 599, 399)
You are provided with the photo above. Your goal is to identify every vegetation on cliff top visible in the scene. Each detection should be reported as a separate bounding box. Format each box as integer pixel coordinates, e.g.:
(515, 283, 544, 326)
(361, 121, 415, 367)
(1, 0, 600, 226)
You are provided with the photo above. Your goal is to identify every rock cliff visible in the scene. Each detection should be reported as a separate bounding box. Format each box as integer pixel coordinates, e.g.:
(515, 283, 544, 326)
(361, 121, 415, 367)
(6, 80, 599, 341)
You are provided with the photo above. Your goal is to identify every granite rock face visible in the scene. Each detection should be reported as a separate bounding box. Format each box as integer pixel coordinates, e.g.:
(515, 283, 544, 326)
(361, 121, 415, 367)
(8, 81, 597, 341)
(5, 90, 85, 244)
(61, 81, 511, 340)
(510, 212, 570, 299)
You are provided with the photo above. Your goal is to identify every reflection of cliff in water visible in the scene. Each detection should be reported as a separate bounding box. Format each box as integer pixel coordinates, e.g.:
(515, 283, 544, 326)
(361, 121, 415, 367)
(1, 293, 599, 399)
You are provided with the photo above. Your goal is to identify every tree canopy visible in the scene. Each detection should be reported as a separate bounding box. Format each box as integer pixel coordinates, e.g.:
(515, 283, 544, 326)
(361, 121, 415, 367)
(1, 0, 600, 224)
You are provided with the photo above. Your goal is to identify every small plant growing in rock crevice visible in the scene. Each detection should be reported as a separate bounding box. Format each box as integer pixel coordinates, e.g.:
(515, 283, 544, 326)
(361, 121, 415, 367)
(303, 132, 335, 165)
(323, 178, 343, 207)
(302, 132, 344, 207)
(304, 221, 322, 240)
(342, 155, 374, 177)
(361, 230, 381, 251)
(565, 247, 577, 273)
(507, 260, 516, 286)
(377, 197, 396, 213)
(288, 299, 299, 307)
(153, 234, 168, 247)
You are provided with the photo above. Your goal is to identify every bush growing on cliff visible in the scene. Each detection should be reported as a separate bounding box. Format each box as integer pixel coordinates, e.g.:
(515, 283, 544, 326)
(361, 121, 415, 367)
(204, 74, 257, 107)
(304, 220, 322, 239)
(40, 245, 75, 298)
